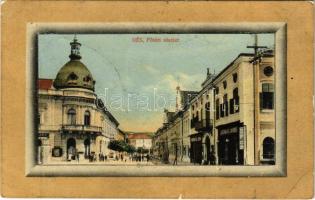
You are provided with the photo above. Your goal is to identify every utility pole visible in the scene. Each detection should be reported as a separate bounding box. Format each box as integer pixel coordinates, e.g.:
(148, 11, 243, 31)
(247, 34, 268, 57)
(247, 34, 267, 165)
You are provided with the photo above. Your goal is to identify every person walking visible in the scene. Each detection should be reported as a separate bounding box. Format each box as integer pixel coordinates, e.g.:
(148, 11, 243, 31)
(76, 152, 80, 163)
(173, 145, 178, 165)
(146, 154, 150, 162)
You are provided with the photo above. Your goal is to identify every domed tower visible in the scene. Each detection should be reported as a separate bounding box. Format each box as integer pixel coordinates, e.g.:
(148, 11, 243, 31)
(53, 36, 96, 91)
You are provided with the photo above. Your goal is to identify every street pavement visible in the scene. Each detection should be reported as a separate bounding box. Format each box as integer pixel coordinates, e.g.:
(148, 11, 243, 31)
(45, 158, 154, 165)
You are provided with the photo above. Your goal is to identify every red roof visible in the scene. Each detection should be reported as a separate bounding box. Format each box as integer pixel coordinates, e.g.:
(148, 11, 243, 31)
(128, 133, 152, 140)
(38, 79, 53, 90)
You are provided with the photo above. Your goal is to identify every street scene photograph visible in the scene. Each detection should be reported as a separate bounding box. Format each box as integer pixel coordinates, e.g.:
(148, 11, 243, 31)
(37, 33, 275, 166)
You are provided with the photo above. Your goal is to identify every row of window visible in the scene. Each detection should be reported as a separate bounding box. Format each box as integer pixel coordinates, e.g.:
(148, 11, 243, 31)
(67, 72, 92, 82)
(192, 94, 210, 111)
(191, 83, 274, 122)
(214, 83, 274, 120)
(67, 108, 91, 125)
(215, 88, 239, 119)
(215, 73, 238, 95)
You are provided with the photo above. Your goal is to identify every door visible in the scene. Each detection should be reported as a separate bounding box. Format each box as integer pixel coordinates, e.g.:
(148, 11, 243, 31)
(84, 138, 91, 158)
(67, 138, 76, 160)
(219, 134, 238, 165)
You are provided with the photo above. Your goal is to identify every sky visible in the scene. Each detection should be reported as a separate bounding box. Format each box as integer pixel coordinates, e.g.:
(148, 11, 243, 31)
(38, 33, 274, 132)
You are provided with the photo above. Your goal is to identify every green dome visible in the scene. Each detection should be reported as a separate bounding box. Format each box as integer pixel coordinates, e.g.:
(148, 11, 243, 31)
(53, 60, 95, 91)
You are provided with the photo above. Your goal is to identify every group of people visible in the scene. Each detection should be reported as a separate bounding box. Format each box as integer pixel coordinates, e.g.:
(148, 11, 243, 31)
(131, 154, 150, 162)
(67, 148, 152, 163)
(98, 152, 108, 162)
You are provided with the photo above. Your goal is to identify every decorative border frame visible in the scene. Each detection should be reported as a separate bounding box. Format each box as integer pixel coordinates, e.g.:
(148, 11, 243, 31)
(25, 23, 287, 177)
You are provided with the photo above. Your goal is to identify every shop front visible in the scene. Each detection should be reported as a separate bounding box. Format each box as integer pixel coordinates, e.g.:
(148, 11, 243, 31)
(217, 122, 244, 165)
(189, 132, 204, 165)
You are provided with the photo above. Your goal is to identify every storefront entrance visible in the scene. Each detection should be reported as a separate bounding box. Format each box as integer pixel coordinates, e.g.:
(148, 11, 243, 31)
(67, 138, 76, 160)
(205, 136, 211, 164)
(218, 133, 238, 165)
(217, 123, 244, 165)
(190, 133, 203, 164)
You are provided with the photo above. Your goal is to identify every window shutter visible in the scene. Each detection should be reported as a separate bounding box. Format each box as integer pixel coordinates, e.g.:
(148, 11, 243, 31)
(229, 99, 234, 114)
(271, 93, 274, 109)
(259, 93, 263, 109)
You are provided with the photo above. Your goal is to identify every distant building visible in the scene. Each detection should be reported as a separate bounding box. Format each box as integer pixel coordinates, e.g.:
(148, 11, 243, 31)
(152, 89, 198, 164)
(37, 37, 120, 164)
(127, 133, 152, 150)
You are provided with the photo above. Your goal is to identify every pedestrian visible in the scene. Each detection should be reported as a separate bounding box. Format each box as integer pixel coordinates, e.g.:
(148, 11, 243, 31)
(76, 153, 80, 163)
(93, 154, 96, 162)
(146, 154, 150, 162)
(173, 145, 178, 165)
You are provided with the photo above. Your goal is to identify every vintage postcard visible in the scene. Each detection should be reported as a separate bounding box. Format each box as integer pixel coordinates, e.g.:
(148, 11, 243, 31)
(26, 24, 286, 177)
(1, 1, 313, 199)
(36, 32, 277, 167)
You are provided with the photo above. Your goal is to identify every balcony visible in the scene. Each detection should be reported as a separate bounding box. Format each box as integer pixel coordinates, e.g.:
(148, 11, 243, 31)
(193, 119, 213, 132)
(62, 124, 102, 133)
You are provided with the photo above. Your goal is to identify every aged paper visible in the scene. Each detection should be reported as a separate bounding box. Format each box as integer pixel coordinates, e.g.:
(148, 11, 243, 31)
(1, 1, 313, 198)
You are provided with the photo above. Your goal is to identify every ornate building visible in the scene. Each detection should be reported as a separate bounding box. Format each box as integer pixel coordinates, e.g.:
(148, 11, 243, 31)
(37, 37, 120, 164)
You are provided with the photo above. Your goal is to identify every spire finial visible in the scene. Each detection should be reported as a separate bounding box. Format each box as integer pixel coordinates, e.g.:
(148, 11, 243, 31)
(176, 75, 180, 91)
(69, 34, 81, 60)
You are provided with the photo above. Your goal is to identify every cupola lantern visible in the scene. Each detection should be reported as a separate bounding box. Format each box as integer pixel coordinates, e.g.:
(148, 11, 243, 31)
(69, 35, 82, 60)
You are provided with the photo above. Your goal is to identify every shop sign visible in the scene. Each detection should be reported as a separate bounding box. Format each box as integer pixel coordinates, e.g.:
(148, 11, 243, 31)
(191, 136, 201, 142)
(239, 127, 245, 150)
(220, 127, 238, 135)
(38, 133, 49, 138)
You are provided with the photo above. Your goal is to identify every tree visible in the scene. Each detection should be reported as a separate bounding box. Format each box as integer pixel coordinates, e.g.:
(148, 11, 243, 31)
(108, 140, 124, 152)
(137, 147, 149, 154)
(108, 140, 136, 154)
(125, 144, 136, 154)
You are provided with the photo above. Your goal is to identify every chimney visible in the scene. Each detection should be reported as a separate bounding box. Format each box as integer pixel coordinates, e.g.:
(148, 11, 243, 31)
(207, 68, 210, 76)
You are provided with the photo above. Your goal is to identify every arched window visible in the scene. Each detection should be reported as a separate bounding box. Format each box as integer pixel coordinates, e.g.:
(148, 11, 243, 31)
(68, 72, 78, 80)
(230, 88, 239, 114)
(84, 110, 91, 126)
(67, 108, 76, 125)
(233, 73, 238, 83)
(215, 99, 220, 120)
(263, 137, 275, 159)
(67, 72, 78, 85)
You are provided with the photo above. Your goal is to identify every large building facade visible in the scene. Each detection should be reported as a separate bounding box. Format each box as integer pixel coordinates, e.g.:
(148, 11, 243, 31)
(37, 38, 120, 164)
(152, 49, 275, 165)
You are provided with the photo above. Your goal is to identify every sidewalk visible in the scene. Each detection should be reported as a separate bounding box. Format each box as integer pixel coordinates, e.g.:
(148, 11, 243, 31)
(45, 159, 154, 166)
(151, 158, 193, 166)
